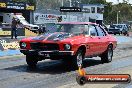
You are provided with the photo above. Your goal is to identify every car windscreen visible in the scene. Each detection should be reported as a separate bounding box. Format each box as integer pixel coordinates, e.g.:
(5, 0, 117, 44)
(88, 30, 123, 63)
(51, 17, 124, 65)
(110, 25, 116, 28)
(55, 24, 89, 35)
(115, 25, 122, 28)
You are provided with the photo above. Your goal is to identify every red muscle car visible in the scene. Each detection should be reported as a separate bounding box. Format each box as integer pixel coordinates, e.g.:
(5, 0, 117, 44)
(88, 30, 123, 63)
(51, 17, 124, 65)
(20, 22, 117, 69)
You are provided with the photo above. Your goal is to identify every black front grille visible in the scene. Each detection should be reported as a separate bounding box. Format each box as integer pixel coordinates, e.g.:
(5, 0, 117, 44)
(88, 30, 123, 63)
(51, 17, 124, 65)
(30, 42, 59, 51)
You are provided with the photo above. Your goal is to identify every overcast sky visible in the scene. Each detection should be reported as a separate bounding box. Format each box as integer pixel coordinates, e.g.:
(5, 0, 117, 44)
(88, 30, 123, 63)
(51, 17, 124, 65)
(106, 0, 132, 4)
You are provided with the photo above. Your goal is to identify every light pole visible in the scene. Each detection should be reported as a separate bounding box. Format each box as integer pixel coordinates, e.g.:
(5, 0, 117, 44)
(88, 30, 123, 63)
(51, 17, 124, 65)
(61, 0, 64, 6)
(117, 11, 120, 24)
(69, 0, 72, 7)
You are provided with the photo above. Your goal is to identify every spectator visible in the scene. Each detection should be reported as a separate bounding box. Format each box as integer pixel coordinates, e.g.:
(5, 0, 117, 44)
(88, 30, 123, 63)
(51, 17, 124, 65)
(11, 17, 18, 39)
(38, 25, 46, 34)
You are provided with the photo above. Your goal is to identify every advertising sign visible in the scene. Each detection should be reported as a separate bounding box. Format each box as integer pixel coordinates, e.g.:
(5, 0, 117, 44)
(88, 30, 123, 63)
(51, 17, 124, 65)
(60, 7, 82, 12)
(6, 2, 25, 10)
(34, 13, 58, 24)
(34, 13, 68, 24)
(0, 1, 35, 10)
(0, 2, 6, 8)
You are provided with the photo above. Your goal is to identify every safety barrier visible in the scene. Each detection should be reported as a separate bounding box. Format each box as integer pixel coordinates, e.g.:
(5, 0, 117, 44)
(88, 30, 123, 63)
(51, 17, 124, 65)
(0, 28, 38, 37)
(25, 28, 38, 36)
(0, 30, 11, 36)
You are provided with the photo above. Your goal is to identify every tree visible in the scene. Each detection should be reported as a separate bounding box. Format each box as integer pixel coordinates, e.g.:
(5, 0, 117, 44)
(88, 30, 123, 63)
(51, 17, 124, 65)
(13, 0, 36, 5)
(81, 0, 89, 4)
(35, 0, 61, 10)
(89, 0, 107, 4)
(105, 2, 132, 24)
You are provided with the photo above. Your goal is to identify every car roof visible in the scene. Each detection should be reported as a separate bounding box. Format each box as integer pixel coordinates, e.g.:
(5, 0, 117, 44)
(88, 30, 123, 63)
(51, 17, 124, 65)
(57, 22, 97, 25)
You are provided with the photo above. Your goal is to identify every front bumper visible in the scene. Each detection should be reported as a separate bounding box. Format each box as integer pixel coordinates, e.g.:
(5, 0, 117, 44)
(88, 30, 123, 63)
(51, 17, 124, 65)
(20, 49, 74, 56)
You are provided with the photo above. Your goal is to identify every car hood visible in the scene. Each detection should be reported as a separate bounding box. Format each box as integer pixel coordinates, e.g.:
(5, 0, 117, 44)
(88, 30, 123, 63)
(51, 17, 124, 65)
(32, 32, 74, 41)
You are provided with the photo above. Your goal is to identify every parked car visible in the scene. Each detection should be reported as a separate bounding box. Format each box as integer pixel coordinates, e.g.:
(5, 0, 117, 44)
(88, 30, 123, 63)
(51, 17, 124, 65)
(108, 24, 129, 35)
(19, 22, 117, 69)
(108, 25, 120, 35)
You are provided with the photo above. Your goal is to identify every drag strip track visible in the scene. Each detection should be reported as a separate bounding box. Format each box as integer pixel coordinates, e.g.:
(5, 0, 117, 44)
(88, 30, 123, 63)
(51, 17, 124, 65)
(0, 44, 132, 88)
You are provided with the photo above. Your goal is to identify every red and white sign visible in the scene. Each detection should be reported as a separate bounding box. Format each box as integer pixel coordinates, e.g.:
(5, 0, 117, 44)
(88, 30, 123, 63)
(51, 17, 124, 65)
(34, 13, 67, 24)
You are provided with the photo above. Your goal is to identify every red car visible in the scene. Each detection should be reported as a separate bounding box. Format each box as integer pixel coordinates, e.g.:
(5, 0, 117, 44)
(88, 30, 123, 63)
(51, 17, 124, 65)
(20, 22, 117, 69)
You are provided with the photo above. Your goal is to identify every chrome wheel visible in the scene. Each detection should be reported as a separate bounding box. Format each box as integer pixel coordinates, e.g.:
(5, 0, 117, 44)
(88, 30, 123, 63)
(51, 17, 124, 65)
(108, 47, 113, 62)
(77, 52, 83, 67)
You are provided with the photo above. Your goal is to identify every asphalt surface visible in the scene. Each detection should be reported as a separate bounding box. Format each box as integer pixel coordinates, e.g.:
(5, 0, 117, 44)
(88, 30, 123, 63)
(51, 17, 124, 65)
(1, 35, 132, 56)
(0, 35, 132, 88)
(0, 41, 132, 88)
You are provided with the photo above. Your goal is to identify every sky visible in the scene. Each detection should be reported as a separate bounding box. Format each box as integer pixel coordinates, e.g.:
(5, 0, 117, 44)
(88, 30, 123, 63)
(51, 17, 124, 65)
(106, 0, 132, 4)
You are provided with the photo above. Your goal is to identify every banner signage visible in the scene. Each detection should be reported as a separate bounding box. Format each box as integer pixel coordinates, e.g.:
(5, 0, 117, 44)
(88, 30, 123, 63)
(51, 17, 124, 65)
(6, 2, 25, 10)
(0, 1, 35, 10)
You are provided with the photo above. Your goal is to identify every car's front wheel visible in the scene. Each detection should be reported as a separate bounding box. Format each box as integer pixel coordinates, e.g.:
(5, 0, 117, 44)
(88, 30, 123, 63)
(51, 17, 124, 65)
(71, 49, 85, 69)
(26, 55, 38, 68)
(62, 49, 85, 69)
(101, 45, 113, 63)
(114, 33, 116, 35)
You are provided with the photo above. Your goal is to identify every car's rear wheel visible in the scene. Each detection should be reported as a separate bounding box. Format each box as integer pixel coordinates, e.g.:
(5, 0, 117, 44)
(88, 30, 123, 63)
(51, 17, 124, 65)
(101, 45, 113, 63)
(26, 55, 38, 68)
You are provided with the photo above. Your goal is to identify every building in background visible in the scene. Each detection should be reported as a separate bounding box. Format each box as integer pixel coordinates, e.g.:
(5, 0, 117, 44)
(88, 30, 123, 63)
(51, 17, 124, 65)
(0, 0, 35, 24)
(81, 4, 105, 25)
(0, 0, 38, 36)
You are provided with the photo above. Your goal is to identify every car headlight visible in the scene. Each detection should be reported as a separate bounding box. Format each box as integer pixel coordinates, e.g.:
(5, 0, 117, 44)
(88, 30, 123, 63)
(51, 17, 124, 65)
(21, 42, 27, 48)
(64, 44, 71, 50)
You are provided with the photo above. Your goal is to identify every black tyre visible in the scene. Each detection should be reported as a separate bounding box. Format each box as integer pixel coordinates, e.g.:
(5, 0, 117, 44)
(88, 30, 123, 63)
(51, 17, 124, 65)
(101, 45, 113, 63)
(62, 49, 85, 69)
(26, 55, 38, 68)
(123, 31, 128, 36)
(71, 49, 85, 69)
(114, 33, 116, 35)
(120, 31, 122, 34)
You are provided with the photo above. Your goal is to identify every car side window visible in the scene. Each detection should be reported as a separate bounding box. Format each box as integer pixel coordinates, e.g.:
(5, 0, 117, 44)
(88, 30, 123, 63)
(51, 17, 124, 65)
(123, 25, 125, 29)
(124, 25, 127, 29)
(89, 25, 97, 36)
(83, 25, 89, 35)
(96, 26, 106, 36)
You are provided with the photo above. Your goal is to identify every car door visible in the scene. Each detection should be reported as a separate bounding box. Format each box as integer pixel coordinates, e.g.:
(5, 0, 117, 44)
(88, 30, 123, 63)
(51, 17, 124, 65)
(95, 25, 108, 54)
(85, 25, 100, 56)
